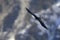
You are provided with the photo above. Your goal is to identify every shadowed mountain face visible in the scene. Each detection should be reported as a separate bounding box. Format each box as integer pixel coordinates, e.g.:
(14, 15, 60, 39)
(29, 0, 57, 13)
(0, 5, 2, 13)
(4, 0, 10, 5)
(27, 25, 41, 40)
(3, 4, 20, 31)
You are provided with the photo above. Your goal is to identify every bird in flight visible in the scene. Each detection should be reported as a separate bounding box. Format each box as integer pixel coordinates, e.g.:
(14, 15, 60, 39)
(26, 8, 48, 29)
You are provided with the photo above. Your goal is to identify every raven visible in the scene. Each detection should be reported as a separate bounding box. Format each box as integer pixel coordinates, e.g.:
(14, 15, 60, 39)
(26, 8, 47, 29)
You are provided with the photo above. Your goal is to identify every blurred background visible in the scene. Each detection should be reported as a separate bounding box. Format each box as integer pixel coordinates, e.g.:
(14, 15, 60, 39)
(0, 0, 60, 40)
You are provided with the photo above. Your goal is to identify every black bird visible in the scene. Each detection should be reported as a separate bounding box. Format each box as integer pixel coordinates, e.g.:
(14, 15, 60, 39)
(26, 8, 47, 29)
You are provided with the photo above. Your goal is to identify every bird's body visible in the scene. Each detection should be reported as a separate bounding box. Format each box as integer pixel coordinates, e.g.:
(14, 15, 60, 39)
(26, 8, 47, 29)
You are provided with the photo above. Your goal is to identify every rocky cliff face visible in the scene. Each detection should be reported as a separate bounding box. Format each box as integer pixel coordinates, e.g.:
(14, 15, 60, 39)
(0, 0, 60, 40)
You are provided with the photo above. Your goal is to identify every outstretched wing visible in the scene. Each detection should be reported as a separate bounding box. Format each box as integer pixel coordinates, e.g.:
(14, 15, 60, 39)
(26, 8, 47, 29)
